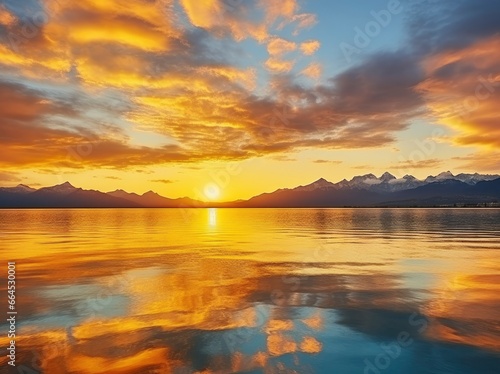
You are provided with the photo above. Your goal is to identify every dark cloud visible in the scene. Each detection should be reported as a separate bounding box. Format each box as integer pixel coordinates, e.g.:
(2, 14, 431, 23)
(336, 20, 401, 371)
(333, 0, 500, 153)
(353, 165, 374, 170)
(330, 52, 424, 116)
(391, 158, 443, 170)
(313, 160, 342, 164)
(407, 0, 500, 55)
(150, 179, 175, 184)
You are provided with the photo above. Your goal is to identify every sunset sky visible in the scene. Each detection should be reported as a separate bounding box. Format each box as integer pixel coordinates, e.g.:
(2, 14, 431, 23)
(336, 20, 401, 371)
(1, 0, 499, 201)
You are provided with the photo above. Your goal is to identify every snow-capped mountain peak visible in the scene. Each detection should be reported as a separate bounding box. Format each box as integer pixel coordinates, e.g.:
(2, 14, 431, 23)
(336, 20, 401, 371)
(381, 174, 424, 191)
(295, 178, 335, 192)
(54, 181, 75, 190)
(454, 173, 500, 185)
(424, 171, 499, 185)
(40, 181, 78, 195)
(380, 172, 396, 182)
(437, 171, 454, 179)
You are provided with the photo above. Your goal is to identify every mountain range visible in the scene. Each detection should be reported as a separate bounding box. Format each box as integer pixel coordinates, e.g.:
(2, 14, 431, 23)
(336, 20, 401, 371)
(0, 171, 499, 208)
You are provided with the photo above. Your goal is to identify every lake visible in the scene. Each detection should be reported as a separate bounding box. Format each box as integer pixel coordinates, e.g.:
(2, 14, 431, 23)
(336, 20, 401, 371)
(1, 208, 499, 373)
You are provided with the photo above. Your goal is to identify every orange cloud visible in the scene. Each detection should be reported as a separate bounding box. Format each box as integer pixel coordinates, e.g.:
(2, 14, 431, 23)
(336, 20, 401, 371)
(0, 0, 180, 82)
(301, 62, 322, 80)
(179, 0, 268, 42)
(391, 158, 443, 170)
(290, 13, 318, 35)
(64, 17, 169, 51)
(265, 57, 295, 73)
(262, 0, 298, 21)
(70, 0, 176, 27)
(453, 151, 500, 172)
(0, 0, 417, 173)
(179, 0, 313, 42)
(300, 40, 320, 56)
(417, 36, 500, 148)
(45, 0, 178, 52)
(0, 4, 15, 26)
(266, 37, 297, 56)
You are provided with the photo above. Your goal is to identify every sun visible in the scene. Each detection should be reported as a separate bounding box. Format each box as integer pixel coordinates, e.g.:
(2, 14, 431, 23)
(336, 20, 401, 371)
(203, 183, 220, 200)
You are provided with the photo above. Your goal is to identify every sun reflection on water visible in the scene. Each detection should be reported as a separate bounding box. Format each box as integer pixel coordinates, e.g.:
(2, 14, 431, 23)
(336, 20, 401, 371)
(208, 207, 217, 226)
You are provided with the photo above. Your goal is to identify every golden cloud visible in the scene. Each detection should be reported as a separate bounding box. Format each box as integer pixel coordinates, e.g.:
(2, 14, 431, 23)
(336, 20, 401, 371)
(179, 0, 269, 42)
(300, 40, 321, 56)
(453, 151, 500, 172)
(265, 57, 295, 73)
(262, 0, 298, 23)
(266, 37, 297, 56)
(180, 0, 313, 42)
(0, 0, 424, 172)
(301, 62, 322, 80)
(45, 0, 178, 53)
(417, 36, 500, 148)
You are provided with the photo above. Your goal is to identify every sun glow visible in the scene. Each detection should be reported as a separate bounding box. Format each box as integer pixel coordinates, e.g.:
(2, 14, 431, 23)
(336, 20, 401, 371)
(203, 183, 221, 200)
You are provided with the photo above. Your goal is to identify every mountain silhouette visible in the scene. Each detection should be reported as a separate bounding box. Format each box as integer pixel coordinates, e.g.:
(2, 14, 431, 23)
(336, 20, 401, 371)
(0, 172, 499, 208)
(108, 189, 205, 207)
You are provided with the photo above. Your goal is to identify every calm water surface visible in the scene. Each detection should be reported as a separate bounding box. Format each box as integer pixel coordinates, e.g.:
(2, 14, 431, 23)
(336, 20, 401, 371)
(1, 208, 499, 373)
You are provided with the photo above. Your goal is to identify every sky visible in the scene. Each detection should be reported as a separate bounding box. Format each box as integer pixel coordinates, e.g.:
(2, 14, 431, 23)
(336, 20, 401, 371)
(0, 0, 499, 201)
